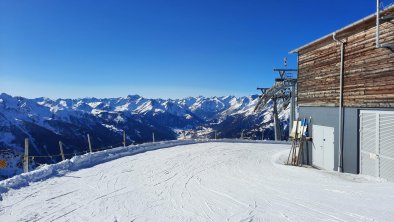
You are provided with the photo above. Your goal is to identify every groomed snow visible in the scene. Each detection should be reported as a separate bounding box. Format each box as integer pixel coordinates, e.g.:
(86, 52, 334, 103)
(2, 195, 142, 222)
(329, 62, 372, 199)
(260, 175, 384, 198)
(1, 142, 394, 221)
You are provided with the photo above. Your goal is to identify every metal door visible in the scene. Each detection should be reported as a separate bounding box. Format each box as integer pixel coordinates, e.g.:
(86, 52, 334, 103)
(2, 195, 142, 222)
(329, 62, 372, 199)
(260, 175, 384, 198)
(312, 125, 324, 168)
(323, 126, 334, 171)
(360, 110, 394, 181)
(312, 125, 334, 171)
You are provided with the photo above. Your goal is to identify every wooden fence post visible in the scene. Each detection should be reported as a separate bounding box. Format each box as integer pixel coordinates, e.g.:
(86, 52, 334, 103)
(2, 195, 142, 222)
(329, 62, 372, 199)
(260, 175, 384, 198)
(24, 138, 29, 173)
(123, 130, 126, 147)
(87, 134, 92, 153)
(152, 132, 155, 143)
(215, 130, 217, 140)
(59, 141, 65, 161)
(241, 130, 244, 140)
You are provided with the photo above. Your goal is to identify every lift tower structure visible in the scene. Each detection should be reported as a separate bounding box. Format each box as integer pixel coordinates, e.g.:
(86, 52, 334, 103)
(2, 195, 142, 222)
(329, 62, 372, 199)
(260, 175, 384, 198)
(254, 68, 297, 141)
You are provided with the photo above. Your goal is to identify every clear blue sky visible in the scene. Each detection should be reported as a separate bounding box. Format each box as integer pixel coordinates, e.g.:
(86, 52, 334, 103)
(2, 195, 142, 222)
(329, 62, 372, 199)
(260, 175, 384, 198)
(0, 0, 386, 99)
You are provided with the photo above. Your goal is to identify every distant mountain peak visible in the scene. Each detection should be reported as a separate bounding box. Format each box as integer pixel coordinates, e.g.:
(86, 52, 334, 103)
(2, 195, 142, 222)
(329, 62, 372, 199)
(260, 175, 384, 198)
(125, 94, 142, 100)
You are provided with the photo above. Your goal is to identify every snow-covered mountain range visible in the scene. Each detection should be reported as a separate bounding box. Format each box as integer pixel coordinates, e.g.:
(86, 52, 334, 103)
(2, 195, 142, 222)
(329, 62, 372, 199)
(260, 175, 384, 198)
(0, 93, 289, 179)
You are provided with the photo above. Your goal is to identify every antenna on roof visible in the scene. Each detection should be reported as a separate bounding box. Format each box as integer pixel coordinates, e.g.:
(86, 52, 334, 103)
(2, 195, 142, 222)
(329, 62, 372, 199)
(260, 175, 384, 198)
(284, 56, 287, 68)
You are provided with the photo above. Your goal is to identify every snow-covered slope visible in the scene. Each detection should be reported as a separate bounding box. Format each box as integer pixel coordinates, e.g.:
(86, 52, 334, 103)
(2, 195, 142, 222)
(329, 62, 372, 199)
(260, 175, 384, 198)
(1, 142, 393, 221)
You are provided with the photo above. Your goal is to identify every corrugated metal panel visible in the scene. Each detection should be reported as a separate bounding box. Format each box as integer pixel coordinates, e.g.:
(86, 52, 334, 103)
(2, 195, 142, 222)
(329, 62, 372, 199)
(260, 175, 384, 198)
(379, 113, 394, 181)
(361, 113, 377, 153)
(380, 157, 394, 182)
(360, 111, 394, 181)
(360, 112, 378, 177)
(379, 113, 394, 157)
(361, 152, 378, 177)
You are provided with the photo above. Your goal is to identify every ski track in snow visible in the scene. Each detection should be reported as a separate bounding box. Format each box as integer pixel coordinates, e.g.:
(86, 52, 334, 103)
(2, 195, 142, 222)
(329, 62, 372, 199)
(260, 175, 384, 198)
(1, 142, 394, 221)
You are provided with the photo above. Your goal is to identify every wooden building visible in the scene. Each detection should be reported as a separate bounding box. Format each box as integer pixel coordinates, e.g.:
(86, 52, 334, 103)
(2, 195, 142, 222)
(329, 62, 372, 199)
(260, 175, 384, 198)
(290, 4, 394, 180)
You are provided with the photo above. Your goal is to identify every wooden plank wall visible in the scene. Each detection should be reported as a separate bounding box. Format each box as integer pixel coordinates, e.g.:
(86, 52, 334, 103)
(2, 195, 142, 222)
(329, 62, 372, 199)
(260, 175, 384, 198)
(298, 18, 394, 107)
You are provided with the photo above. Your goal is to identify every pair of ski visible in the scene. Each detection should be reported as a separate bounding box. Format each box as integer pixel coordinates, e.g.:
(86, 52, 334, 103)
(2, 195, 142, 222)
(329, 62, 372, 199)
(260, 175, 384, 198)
(287, 118, 309, 166)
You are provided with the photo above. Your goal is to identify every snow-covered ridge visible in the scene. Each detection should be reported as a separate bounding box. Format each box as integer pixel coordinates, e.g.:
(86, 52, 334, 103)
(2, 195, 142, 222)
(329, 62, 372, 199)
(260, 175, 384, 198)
(0, 92, 269, 150)
(0, 93, 259, 125)
(34, 94, 260, 118)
